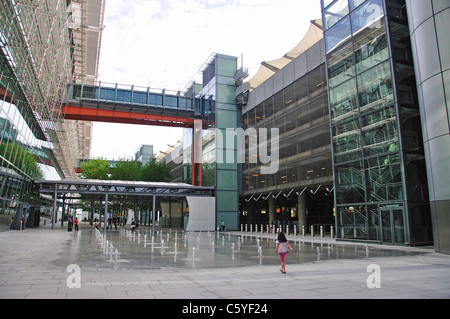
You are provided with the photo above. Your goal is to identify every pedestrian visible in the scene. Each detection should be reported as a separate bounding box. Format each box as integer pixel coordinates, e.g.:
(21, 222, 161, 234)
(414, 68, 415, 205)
(113, 216, 117, 230)
(275, 232, 293, 274)
(74, 217, 79, 231)
(221, 220, 226, 232)
(68, 215, 73, 232)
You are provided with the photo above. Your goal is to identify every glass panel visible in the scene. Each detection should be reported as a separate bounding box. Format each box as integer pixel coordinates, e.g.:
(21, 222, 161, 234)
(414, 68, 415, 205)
(349, 0, 366, 11)
(353, 19, 388, 74)
(133, 91, 147, 104)
(149, 94, 163, 106)
(179, 97, 191, 109)
(99, 88, 115, 101)
(362, 106, 398, 156)
(335, 161, 365, 203)
(324, 0, 350, 30)
(357, 60, 394, 114)
(116, 90, 131, 103)
(217, 56, 237, 77)
(217, 84, 236, 104)
(381, 210, 392, 243)
(393, 209, 405, 244)
(322, 0, 335, 9)
(216, 190, 238, 212)
(165, 95, 178, 108)
(329, 79, 358, 124)
(264, 98, 274, 119)
(325, 16, 352, 52)
(366, 154, 403, 202)
(255, 103, 265, 126)
(367, 205, 380, 240)
(351, 0, 384, 34)
(327, 42, 355, 87)
(82, 86, 97, 99)
(333, 119, 362, 163)
(273, 90, 284, 115)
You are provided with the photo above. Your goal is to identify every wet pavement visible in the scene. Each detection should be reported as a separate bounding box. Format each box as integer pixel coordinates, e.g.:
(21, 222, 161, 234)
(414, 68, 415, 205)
(75, 227, 427, 270)
(1, 222, 450, 299)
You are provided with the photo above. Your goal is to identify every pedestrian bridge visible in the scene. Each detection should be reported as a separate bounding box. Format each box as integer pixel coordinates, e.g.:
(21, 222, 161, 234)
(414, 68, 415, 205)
(63, 81, 214, 128)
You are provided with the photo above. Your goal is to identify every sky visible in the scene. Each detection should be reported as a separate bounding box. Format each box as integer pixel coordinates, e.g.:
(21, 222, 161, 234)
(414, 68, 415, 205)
(90, 0, 322, 160)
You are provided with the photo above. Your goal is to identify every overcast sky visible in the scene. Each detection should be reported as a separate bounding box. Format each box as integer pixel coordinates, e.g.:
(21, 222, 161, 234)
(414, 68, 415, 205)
(91, 0, 322, 160)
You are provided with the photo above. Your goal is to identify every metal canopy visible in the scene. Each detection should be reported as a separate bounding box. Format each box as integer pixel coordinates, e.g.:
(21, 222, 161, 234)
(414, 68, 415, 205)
(36, 179, 215, 234)
(36, 179, 215, 198)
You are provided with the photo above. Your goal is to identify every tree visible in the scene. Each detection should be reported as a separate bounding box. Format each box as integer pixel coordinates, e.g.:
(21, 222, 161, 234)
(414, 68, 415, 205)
(79, 159, 110, 225)
(141, 159, 172, 182)
(80, 158, 110, 180)
(110, 160, 142, 181)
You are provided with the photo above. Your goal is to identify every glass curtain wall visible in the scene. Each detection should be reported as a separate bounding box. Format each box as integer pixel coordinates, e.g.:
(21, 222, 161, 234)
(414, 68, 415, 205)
(242, 64, 332, 194)
(322, 0, 432, 244)
(182, 54, 240, 230)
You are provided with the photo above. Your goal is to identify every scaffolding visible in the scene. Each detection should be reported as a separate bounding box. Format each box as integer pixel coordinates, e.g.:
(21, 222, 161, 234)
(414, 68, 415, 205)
(0, 0, 105, 178)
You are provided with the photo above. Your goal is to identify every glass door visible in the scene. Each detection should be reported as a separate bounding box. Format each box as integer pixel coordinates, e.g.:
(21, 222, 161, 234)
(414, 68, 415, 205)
(380, 207, 405, 245)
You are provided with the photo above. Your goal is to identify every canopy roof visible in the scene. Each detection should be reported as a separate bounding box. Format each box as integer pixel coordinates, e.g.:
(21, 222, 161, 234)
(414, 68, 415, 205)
(36, 179, 215, 198)
(247, 19, 323, 89)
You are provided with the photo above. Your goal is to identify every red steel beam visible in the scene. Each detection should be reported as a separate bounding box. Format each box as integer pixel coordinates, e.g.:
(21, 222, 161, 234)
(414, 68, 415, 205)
(62, 105, 196, 128)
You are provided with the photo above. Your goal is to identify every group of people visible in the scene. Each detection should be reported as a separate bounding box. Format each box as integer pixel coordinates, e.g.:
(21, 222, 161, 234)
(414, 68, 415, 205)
(67, 215, 79, 232)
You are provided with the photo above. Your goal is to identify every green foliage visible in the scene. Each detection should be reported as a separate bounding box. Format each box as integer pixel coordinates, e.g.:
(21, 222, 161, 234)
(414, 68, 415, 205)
(79, 158, 172, 182)
(110, 160, 142, 181)
(0, 141, 43, 179)
(80, 158, 110, 179)
(141, 159, 172, 182)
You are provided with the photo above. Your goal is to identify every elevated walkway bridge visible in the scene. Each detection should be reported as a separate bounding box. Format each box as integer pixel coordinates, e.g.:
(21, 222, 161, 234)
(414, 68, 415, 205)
(63, 81, 213, 128)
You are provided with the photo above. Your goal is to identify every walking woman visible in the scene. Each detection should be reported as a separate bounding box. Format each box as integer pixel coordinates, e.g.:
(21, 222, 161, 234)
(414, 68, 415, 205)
(275, 232, 293, 274)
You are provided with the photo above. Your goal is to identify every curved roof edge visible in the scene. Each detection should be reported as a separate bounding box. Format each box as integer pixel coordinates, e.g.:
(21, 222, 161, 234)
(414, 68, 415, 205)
(247, 19, 323, 90)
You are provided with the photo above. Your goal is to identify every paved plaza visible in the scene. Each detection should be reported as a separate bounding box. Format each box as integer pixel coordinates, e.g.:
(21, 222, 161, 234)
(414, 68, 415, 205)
(0, 221, 450, 300)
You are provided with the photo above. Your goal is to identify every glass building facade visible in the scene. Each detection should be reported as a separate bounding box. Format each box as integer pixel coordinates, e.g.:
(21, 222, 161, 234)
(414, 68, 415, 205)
(0, 0, 104, 231)
(322, 0, 432, 245)
(181, 54, 241, 231)
(238, 23, 335, 234)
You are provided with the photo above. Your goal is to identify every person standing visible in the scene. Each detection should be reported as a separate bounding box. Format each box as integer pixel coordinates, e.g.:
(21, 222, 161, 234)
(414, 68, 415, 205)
(74, 217, 79, 232)
(275, 232, 293, 274)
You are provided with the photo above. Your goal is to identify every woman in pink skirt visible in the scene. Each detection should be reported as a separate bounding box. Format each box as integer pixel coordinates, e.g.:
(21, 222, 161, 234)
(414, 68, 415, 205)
(275, 232, 294, 274)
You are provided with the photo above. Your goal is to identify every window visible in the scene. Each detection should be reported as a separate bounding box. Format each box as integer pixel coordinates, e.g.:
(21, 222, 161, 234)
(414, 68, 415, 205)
(325, 16, 352, 53)
(357, 60, 394, 114)
(324, 0, 350, 30)
(351, 0, 384, 34)
(329, 79, 358, 124)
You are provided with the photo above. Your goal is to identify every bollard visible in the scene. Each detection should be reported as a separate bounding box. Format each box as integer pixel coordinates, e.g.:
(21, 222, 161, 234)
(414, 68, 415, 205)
(302, 225, 305, 236)
(261, 224, 263, 234)
(294, 225, 297, 236)
(320, 225, 324, 238)
(311, 225, 314, 237)
(286, 225, 289, 236)
(330, 226, 334, 238)
(250, 224, 253, 233)
(245, 224, 248, 232)
(241, 224, 243, 232)
(255, 224, 258, 233)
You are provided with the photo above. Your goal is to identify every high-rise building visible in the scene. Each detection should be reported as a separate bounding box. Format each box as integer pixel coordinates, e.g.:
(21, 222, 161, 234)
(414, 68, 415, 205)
(0, 0, 105, 230)
(321, 0, 437, 247)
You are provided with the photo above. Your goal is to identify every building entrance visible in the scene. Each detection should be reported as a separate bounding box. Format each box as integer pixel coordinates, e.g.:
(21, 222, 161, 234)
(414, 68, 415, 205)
(380, 207, 406, 245)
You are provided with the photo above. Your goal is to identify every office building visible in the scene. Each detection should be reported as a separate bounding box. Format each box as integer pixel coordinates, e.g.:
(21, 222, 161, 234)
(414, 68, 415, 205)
(321, 0, 437, 247)
(240, 20, 335, 234)
(0, 0, 105, 230)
